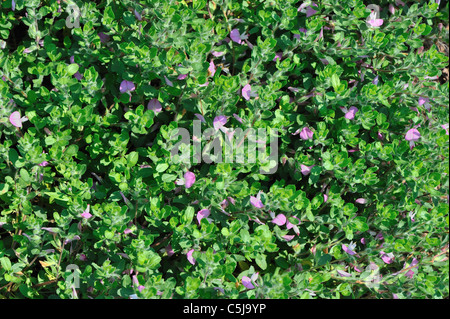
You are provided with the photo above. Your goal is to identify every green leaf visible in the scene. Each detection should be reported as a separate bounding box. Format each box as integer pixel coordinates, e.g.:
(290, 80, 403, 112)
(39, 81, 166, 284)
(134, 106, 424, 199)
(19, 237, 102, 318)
(67, 63, 79, 76)
(0, 257, 12, 271)
(255, 253, 267, 270)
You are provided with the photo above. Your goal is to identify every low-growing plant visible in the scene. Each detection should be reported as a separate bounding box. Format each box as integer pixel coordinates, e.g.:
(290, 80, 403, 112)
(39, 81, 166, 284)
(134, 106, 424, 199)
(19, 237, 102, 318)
(0, 0, 448, 299)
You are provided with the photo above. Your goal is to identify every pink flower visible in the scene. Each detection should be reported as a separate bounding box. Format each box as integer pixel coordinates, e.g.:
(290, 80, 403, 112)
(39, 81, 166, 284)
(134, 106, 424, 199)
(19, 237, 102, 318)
(441, 123, 449, 135)
(147, 98, 162, 114)
(184, 171, 196, 189)
(405, 128, 420, 150)
(343, 106, 359, 120)
(81, 204, 92, 219)
(187, 249, 196, 265)
(271, 214, 287, 226)
(212, 51, 225, 57)
(324, 194, 328, 203)
(380, 251, 395, 264)
(282, 234, 295, 241)
(9, 111, 28, 128)
(197, 208, 211, 224)
(418, 97, 429, 106)
(250, 196, 264, 208)
(361, 237, 366, 245)
(300, 164, 314, 176)
(208, 60, 216, 76)
(286, 216, 300, 236)
(242, 84, 257, 100)
(119, 80, 135, 93)
(342, 242, 357, 255)
(389, 4, 395, 14)
(355, 198, 367, 204)
(242, 272, 258, 289)
(299, 127, 314, 140)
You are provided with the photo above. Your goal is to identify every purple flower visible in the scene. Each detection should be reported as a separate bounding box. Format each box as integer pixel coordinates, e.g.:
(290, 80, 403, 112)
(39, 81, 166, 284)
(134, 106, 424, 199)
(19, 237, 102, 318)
(74, 72, 83, 81)
(165, 245, 175, 257)
(373, 75, 379, 85)
(233, 113, 243, 123)
(242, 272, 258, 289)
(119, 80, 135, 93)
(9, 111, 28, 128)
(377, 132, 384, 141)
(273, 52, 283, 62)
(306, 6, 318, 17)
(271, 214, 287, 226)
(213, 115, 227, 130)
(230, 29, 242, 44)
(197, 209, 211, 224)
(250, 196, 264, 208)
(299, 127, 314, 140)
(187, 249, 196, 265)
(164, 76, 173, 87)
(12, 0, 15, 11)
(342, 242, 357, 255)
(337, 269, 352, 277)
(361, 237, 366, 245)
(194, 113, 206, 123)
(98, 32, 110, 44)
(184, 171, 196, 189)
(81, 204, 92, 219)
(441, 123, 449, 135)
(134, 9, 142, 21)
(178, 73, 188, 80)
(124, 228, 132, 234)
(147, 98, 162, 114)
(300, 164, 314, 176)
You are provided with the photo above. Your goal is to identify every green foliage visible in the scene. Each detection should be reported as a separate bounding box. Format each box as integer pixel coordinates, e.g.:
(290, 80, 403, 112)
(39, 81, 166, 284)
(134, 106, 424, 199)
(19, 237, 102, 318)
(0, 0, 449, 299)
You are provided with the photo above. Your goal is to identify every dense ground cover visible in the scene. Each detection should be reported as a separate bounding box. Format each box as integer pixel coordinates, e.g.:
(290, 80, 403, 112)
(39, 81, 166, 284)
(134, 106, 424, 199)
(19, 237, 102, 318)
(0, 0, 449, 299)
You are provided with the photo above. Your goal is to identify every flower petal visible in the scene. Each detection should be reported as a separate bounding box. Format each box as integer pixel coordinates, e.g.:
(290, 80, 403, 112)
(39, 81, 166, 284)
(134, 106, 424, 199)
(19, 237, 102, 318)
(184, 171, 196, 189)
(271, 214, 287, 226)
(250, 196, 264, 208)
